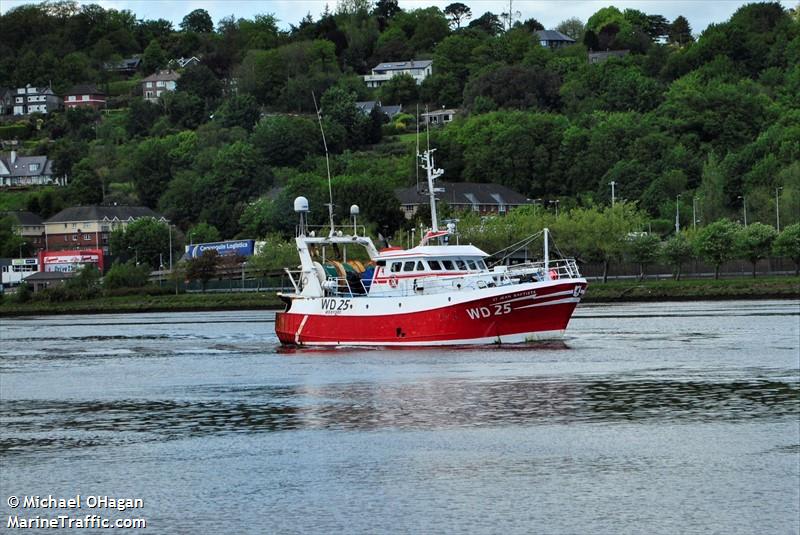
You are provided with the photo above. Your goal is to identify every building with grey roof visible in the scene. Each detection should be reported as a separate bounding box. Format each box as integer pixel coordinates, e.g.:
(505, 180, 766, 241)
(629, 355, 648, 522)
(11, 84, 63, 115)
(421, 108, 458, 127)
(43, 205, 167, 253)
(364, 60, 433, 88)
(355, 100, 403, 119)
(141, 70, 181, 102)
(104, 57, 141, 75)
(396, 182, 529, 219)
(0, 210, 45, 253)
(536, 30, 576, 49)
(0, 150, 64, 187)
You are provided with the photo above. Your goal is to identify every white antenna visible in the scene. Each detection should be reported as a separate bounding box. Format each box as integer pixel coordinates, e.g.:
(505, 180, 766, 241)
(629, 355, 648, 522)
(415, 103, 420, 193)
(312, 91, 335, 236)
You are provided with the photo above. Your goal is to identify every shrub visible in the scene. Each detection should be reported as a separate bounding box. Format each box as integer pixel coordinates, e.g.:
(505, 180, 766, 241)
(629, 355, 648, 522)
(103, 261, 151, 290)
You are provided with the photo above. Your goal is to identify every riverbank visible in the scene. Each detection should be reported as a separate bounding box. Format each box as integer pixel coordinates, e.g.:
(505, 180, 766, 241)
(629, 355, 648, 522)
(0, 276, 797, 316)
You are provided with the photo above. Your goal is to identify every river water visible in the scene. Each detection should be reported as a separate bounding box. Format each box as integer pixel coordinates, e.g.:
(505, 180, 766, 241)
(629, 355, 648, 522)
(1, 300, 798, 534)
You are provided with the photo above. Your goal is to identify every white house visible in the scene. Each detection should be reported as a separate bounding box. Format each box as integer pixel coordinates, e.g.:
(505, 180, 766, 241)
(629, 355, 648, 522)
(363, 60, 433, 88)
(140, 70, 181, 102)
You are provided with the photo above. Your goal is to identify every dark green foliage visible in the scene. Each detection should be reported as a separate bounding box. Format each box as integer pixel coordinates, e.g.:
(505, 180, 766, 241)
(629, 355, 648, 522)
(773, 223, 800, 275)
(216, 95, 261, 131)
(103, 261, 151, 289)
(0, 216, 28, 257)
(180, 9, 213, 33)
(736, 222, 777, 277)
(185, 249, 220, 291)
(176, 64, 223, 106)
(110, 218, 171, 269)
(187, 222, 221, 244)
(693, 219, 740, 279)
(464, 65, 561, 111)
(252, 116, 321, 166)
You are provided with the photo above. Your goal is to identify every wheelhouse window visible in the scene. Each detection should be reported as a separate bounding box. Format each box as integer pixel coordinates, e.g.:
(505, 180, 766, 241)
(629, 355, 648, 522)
(455, 260, 467, 270)
(428, 260, 442, 271)
(441, 260, 455, 270)
(402, 261, 416, 272)
(467, 260, 478, 270)
(389, 262, 402, 273)
(477, 260, 487, 270)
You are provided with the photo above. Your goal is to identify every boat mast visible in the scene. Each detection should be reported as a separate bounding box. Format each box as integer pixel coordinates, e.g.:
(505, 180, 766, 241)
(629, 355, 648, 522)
(421, 149, 443, 233)
(312, 91, 336, 237)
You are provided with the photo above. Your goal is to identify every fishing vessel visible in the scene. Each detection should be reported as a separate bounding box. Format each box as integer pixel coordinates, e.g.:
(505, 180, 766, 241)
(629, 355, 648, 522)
(274, 147, 587, 346)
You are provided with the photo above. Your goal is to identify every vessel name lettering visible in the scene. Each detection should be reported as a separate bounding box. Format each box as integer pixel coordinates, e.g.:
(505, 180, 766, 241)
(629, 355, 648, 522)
(466, 303, 512, 320)
(321, 298, 351, 312)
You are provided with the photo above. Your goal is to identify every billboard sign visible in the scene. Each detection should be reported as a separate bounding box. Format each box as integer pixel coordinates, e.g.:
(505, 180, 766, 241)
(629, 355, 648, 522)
(185, 240, 255, 259)
(39, 249, 104, 273)
(11, 258, 38, 266)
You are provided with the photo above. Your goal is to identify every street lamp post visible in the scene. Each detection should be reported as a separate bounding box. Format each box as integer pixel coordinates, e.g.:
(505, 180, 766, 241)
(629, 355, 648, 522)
(609, 181, 616, 207)
(549, 199, 560, 217)
(692, 196, 698, 231)
(738, 195, 747, 227)
(775, 187, 783, 231)
(675, 194, 681, 234)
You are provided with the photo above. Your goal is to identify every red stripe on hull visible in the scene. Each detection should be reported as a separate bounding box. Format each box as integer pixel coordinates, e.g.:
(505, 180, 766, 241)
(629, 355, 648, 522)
(276, 283, 585, 346)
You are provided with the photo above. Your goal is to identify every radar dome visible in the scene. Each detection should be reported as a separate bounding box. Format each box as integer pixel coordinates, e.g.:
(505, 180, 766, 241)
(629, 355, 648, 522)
(294, 196, 309, 213)
(350, 204, 360, 216)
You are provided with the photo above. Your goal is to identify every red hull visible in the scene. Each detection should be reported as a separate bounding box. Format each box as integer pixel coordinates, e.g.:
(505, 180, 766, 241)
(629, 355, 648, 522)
(276, 281, 586, 346)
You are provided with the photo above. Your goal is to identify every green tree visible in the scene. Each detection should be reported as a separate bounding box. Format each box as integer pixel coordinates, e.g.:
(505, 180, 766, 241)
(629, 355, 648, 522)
(556, 17, 585, 40)
(735, 222, 777, 278)
(103, 261, 151, 290)
(661, 232, 694, 280)
(247, 235, 300, 287)
(187, 222, 221, 244)
(444, 3, 471, 29)
(216, 94, 261, 131)
(252, 115, 320, 166)
(185, 249, 220, 291)
(142, 38, 166, 74)
(0, 216, 28, 257)
(773, 223, 800, 275)
(110, 218, 171, 269)
(668, 15, 693, 46)
(176, 64, 223, 106)
(626, 232, 661, 281)
(693, 219, 739, 279)
(378, 73, 419, 105)
(180, 9, 213, 33)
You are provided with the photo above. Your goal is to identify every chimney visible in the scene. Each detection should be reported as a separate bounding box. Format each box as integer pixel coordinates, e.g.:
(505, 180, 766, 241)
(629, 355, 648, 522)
(10, 150, 16, 164)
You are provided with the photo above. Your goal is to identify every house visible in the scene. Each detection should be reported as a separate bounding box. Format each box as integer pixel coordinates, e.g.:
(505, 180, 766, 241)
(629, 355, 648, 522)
(588, 50, 631, 64)
(0, 210, 45, 253)
(355, 100, 403, 120)
(103, 56, 141, 75)
(363, 60, 433, 88)
(0, 150, 65, 187)
(11, 85, 62, 115)
(536, 30, 576, 49)
(140, 70, 181, 102)
(64, 84, 106, 110)
(0, 87, 13, 115)
(396, 182, 530, 219)
(23, 270, 74, 292)
(169, 56, 201, 69)
(43, 205, 167, 254)
(420, 108, 458, 127)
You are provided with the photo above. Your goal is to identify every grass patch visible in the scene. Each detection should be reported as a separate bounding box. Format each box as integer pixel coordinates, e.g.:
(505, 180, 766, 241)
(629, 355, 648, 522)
(0, 291, 283, 316)
(583, 276, 800, 302)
